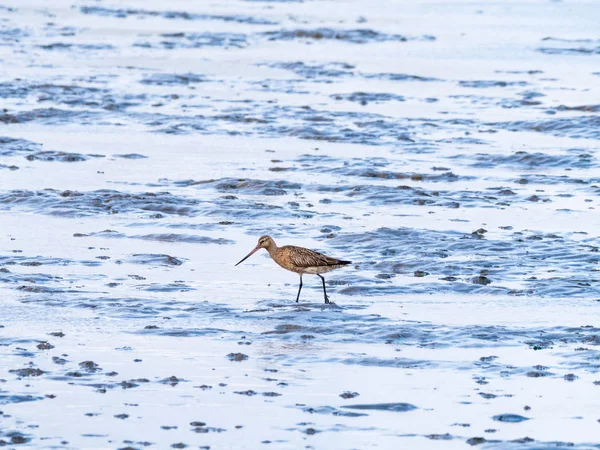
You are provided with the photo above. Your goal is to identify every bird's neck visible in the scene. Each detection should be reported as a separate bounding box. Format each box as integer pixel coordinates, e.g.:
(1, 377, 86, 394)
(266, 242, 278, 256)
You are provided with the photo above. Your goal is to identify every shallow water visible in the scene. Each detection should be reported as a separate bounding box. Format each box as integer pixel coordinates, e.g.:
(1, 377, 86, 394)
(1, 0, 600, 448)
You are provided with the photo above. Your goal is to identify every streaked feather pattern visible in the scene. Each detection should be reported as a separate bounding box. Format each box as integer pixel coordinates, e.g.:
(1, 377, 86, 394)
(281, 246, 350, 268)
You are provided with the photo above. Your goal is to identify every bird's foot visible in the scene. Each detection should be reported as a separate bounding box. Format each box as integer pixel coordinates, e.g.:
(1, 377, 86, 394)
(324, 295, 330, 304)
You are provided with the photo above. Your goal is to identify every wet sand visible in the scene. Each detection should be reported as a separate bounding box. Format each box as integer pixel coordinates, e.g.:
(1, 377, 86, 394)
(1, 0, 600, 448)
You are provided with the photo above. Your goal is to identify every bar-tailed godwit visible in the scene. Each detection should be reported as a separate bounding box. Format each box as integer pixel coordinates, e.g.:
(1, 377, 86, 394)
(235, 235, 351, 304)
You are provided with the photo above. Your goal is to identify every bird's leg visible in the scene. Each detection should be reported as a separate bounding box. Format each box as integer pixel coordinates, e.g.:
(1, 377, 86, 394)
(318, 274, 330, 304)
(295, 274, 303, 303)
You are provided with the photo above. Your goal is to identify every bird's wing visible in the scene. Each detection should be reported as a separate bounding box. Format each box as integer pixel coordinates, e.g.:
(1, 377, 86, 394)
(285, 246, 344, 268)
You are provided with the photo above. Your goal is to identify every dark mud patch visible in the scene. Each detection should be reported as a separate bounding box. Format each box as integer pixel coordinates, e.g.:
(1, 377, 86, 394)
(0, 81, 154, 111)
(491, 116, 600, 140)
(79, 6, 277, 25)
(140, 282, 195, 292)
(113, 153, 148, 159)
(306, 158, 470, 182)
(0, 432, 31, 446)
(553, 104, 600, 113)
(0, 250, 100, 268)
(0, 190, 201, 217)
(338, 356, 432, 369)
(0, 137, 42, 156)
(363, 72, 440, 82)
(227, 352, 249, 361)
(331, 92, 406, 104)
(316, 182, 537, 209)
(326, 227, 600, 297)
(202, 178, 302, 196)
(140, 73, 207, 86)
(3, 89, 436, 146)
(9, 367, 44, 377)
(0, 164, 19, 170)
(458, 80, 528, 88)
(127, 254, 186, 266)
(1, 137, 89, 162)
(261, 28, 434, 44)
(0, 394, 45, 404)
(25, 151, 88, 162)
(492, 414, 530, 423)
(85, 230, 232, 245)
(455, 150, 595, 169)
(0, 24, 29, 43)
(450, 91, 546, 109)
(154, 178, 318, 220)
(297, 405, 368, 417)
(136, 33, 247, 50)
(538, 37, 600, 55)
(339, 391, 360, 399)
(253, 311, 600, 352)
(342, 403, 417, 412)
(38, 43, 115, 52)
(242, 107, 425, 145)
(0, 108, 103, 126)
(262, 61, 356, 79)
(130, 234, 233, 245)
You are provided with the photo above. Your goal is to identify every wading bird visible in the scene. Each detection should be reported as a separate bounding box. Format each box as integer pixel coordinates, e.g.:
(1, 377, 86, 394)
(235, 235, 351, 304)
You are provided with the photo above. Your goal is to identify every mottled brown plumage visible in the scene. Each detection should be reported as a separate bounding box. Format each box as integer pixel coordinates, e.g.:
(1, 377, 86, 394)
(235, 235, 351, 304)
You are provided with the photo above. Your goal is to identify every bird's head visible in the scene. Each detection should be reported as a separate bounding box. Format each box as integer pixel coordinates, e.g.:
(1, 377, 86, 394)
(235, 235, 275, 266)
(257, 235, 274, 249)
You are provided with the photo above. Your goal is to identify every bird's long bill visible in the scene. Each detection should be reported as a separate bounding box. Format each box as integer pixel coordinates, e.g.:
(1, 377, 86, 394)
(235, 245, 260, 266)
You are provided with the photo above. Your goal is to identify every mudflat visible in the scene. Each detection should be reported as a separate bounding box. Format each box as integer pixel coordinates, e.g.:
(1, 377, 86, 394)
(1, 0, 600, 448)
